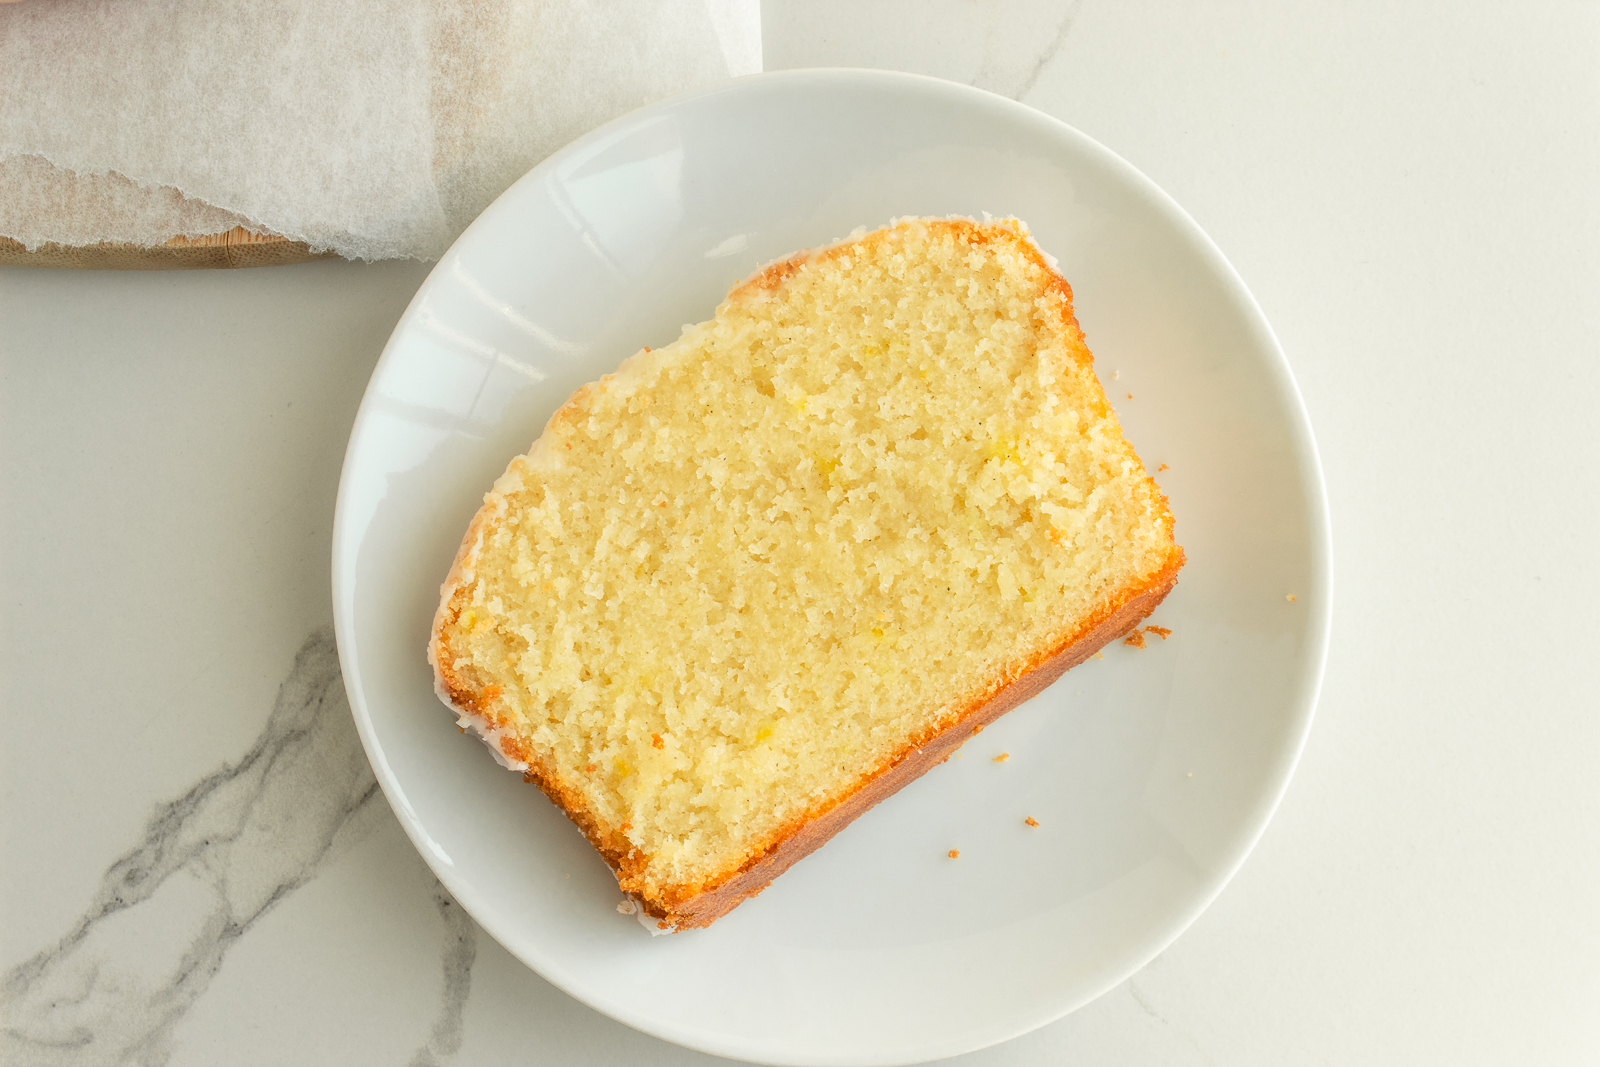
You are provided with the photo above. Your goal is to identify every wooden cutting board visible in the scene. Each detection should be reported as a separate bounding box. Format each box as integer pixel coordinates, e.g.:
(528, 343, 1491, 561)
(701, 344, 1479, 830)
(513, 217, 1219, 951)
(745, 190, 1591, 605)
(0, 227, 335, 269)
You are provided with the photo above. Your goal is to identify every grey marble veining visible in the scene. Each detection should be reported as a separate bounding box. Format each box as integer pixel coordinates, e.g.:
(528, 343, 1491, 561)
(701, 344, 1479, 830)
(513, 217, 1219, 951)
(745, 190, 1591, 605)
(971, 0, 1084, 101)
(763, 0, 1085, 104)
(0, 628, 474, 1067)
(407, 885, 479, 1067)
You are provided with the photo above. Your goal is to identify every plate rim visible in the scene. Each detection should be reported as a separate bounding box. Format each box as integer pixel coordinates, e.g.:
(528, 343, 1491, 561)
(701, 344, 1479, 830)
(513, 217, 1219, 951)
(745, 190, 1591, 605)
(331, 66, 1333, 1066)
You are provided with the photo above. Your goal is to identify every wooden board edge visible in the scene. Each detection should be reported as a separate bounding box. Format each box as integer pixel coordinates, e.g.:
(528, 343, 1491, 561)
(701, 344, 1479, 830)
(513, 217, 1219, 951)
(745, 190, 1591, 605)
(0, 227, 340, 270)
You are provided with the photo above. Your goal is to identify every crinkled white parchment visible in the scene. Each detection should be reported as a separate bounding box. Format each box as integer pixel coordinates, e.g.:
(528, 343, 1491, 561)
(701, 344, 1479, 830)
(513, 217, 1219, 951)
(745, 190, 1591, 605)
(0, 0, 761, 260)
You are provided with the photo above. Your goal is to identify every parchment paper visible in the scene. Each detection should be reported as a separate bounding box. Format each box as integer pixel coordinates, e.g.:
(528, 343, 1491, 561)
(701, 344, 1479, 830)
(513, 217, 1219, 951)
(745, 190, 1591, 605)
(0, 0, 761, 260)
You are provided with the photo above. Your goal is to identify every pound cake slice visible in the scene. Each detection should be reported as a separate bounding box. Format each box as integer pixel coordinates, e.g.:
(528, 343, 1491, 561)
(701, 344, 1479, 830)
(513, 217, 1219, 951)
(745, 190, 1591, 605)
(430, 217, 1184, 931)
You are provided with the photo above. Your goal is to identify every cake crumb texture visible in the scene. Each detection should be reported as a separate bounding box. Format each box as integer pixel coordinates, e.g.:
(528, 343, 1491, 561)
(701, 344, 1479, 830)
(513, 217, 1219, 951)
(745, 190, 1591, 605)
(431, 217, 1183, 927)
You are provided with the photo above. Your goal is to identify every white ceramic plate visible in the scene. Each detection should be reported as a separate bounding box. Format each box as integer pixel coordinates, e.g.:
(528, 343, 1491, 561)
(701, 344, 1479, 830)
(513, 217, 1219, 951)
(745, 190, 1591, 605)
(333, 70, 1330, 1066)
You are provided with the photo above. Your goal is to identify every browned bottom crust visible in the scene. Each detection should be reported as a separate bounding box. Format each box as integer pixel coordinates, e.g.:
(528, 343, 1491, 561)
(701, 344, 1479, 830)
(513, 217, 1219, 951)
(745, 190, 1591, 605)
(437, 493, 1184, 931)
(452, 561, 1184, 931)
(630, 561, 1182, 930)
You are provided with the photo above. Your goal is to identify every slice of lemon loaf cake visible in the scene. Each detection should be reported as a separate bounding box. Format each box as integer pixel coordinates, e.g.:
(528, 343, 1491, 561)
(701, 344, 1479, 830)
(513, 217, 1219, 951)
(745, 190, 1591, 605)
(430, 217, 1184, 931)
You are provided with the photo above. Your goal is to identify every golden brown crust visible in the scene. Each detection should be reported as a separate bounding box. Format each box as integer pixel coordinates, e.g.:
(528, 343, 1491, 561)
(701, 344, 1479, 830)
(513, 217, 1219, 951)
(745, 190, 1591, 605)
(429, 216, 1185, 931)
(726, 247, 811, 300)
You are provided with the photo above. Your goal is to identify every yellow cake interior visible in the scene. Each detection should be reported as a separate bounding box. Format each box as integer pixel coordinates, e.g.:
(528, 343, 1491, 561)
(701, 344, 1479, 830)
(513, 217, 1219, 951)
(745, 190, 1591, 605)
(434, 218, 1179, 906)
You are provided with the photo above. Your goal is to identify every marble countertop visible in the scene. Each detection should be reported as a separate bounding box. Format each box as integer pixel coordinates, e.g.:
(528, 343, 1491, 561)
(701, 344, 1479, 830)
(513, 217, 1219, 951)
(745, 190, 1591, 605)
(3, 3, 1597, 1064)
